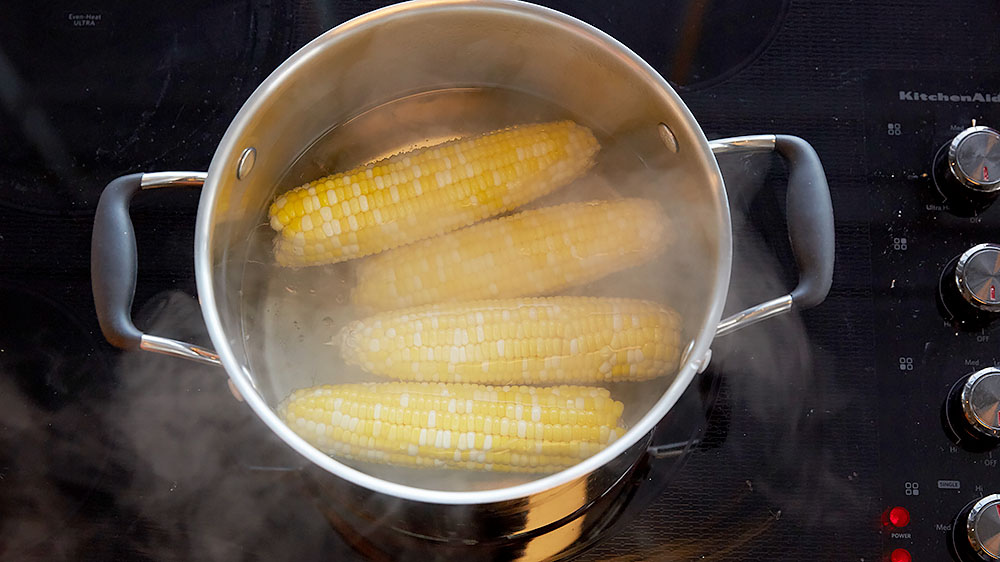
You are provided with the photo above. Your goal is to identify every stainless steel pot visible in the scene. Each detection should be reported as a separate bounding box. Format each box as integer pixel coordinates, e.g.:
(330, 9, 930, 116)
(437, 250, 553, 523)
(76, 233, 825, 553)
(91, 0, 834, 545)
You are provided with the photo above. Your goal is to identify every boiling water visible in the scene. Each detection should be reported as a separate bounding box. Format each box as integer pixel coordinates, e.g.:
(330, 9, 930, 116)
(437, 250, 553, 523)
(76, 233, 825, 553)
(237, 87, 715, 491)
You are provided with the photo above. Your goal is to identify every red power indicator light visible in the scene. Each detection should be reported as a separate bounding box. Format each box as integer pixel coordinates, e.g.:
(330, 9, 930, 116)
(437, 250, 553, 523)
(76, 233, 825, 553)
(991, 285, 996, 300)
(888, 506, 911, 528)
(890, 548, 912, 562)
(985, 165, 990, 181)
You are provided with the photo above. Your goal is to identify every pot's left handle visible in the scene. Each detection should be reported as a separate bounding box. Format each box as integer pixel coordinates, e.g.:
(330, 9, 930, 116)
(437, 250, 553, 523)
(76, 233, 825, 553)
(91, 172, 221, 366)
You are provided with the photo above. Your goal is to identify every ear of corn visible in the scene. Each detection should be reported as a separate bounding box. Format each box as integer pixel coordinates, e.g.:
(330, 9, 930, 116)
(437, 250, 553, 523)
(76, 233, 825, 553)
(340, 297, 681, 384)
(268, 120, 599, 267)
(279, 382, 626, 473)
(351, 199, 669, 312)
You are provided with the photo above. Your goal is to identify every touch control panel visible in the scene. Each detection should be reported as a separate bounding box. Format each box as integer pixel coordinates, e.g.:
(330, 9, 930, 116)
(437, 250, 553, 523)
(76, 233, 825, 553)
(865, 71, 1000, 561)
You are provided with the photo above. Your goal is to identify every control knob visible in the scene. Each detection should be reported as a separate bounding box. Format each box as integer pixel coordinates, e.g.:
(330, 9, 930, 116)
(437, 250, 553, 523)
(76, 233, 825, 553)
(936, 125, 1000, 209)
(956, 244, 1000, 314)
(953, 494, 1000, 561)
(940, 244, 1000, 326)
(944, 368, 1000, 450)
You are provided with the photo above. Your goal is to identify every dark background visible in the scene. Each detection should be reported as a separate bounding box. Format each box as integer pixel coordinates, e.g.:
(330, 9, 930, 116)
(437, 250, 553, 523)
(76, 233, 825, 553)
(1, 1, 999, 560)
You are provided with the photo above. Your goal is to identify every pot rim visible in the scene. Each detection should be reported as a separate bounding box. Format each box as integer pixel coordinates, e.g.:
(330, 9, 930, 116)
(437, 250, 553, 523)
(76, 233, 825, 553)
(194, 0, 732, 506)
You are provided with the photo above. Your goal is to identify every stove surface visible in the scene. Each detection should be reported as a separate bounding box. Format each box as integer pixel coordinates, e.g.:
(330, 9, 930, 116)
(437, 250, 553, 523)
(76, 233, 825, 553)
(2, 1, 999, 561)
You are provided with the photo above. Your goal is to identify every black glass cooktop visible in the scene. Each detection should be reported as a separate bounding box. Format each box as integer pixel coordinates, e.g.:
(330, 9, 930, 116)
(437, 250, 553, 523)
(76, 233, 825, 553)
(3, 2, 1000, 561)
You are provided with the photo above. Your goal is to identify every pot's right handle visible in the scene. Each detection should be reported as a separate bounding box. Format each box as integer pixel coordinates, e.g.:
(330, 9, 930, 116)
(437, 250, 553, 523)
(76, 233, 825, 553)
(91, 172, 221, 365)
(710, 135, 834, 337)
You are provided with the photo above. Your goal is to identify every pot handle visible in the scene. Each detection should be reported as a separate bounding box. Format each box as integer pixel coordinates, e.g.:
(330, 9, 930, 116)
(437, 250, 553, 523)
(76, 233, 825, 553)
(91, 172, 221, 365)
(709, 135, 834, 337)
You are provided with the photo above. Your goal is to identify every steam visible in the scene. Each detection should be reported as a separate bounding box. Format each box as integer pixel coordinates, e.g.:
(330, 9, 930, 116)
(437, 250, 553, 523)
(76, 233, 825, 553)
(95, 291, 343, 560)
(0, 372, 111, 559)
(0, 9, 854, 558)
(704, 153, 862, 529)
(95, 157, 852, 558)
(0, 117, 846, 562)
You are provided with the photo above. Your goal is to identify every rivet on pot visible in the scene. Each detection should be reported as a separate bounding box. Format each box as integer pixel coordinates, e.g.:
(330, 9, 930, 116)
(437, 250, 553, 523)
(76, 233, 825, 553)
(696, 349, 712, 374)
(657, 123, 678, 153)
(680, 341, 712, 374)
(237, 147, 257, 180)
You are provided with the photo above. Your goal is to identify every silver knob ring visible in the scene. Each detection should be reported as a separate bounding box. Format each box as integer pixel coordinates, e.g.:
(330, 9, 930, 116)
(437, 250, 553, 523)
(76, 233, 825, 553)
(955, 243, 1000, 314)
(948, 125, 1000, 193)
(967, 493, 1000, 560)
(961, 368, 1000, 439)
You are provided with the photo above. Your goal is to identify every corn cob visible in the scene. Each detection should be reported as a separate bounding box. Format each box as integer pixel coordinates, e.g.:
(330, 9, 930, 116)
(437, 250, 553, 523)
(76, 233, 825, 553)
(340, 297, 681, 384)
(279, 382, 626, 472)
(269, 120, 599, 267)
(352, 199, 669, 312)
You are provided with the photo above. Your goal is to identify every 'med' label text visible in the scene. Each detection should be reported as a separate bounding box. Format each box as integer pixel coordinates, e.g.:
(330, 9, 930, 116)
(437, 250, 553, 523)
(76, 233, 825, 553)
(899, 91, 1000, 103)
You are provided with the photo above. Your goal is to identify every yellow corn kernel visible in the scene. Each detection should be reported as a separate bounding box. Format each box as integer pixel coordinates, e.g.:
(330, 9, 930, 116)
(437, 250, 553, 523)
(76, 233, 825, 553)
(352, 199, 670, 311)
(340, 297, 681, 384)
(269, 121, 599, 267)
(278, 382, 627, 473)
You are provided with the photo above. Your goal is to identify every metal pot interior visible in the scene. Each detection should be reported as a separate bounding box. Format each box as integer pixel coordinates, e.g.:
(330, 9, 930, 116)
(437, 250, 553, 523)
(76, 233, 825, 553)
(196, 0, 729, 496)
